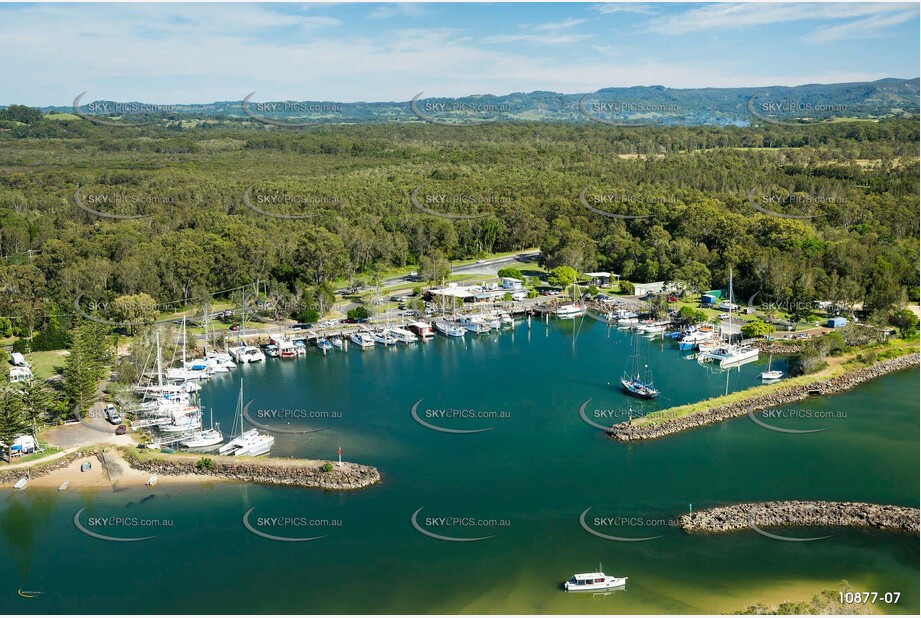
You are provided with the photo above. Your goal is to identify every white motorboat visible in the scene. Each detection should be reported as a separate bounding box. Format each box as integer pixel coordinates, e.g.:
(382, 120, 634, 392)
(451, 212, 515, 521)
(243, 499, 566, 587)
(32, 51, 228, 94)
(277, 339, 297, 357)
(499, 313, 514, 326)
(555, 303, 584, 318)
(350, 331, 377, 347)
(564, 567, 627, 592)
(235, 347, 266, 363)
(642, 324, 667, 335)
(678, 329, 712, 350)
(434, 321, 465, 337)
(373, 329, 399, 345)
(265, 344, 280, 358)
(165, 367, 209, 381)
(457, 316, 491, 334)
(699, 344, 760, 368)
(390, 327, 419, 343)
(329, 336, 343, 348)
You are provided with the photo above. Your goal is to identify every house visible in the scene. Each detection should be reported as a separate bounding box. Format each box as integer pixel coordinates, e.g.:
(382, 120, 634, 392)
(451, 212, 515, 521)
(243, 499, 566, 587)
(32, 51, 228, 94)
(9, 366, 32, 383)
(499, 277, 523, 290)
(827, 317, 848, 328)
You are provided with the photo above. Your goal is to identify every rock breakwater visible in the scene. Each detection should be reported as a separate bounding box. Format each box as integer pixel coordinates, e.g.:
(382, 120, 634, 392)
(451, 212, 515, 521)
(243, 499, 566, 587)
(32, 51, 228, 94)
(608, 353, 918, 442)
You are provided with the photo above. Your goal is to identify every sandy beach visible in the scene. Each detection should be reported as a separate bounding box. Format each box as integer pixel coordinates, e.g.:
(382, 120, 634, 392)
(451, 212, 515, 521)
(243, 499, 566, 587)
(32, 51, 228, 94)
(1, 450, 224, 490)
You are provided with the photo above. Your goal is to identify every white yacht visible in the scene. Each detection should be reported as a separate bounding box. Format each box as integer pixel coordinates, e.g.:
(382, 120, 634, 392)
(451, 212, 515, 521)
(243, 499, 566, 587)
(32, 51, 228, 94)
(350, 331, 377, 348)
(265, 344, 280, 358)
(678, 329, 712, 350)
(699, 344, 760, 368)
(499, 313, 514, 327)
(372, 329, 399, 345)
(158, 406, 203, 433)
(457, 315, 491, 334)
(759, 353, 784, 380)
(434, 321, 465, 337)
(218, 378, 274, 457)
(235, 346, 266, 363)
(554, 303, 584, 318)
(181, 427, 223, 448)
(390, 327, 419, 343)
(564, 567, 627, 592)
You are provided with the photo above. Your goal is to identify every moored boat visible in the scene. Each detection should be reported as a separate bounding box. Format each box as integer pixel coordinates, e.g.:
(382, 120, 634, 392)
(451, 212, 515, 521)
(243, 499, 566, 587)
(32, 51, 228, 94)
(564, 566, 627, 592)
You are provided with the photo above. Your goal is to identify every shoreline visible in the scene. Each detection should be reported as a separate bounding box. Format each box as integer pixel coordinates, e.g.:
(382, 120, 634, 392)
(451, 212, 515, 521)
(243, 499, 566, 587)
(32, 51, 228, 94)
(1, 447, 381, 492)
(608, 352, 919, 442)
(679, 501, 920, 535)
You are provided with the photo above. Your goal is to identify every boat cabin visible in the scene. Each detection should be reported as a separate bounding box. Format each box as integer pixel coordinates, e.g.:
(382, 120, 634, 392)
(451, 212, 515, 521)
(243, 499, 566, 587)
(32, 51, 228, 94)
(570, 573, 606, 585)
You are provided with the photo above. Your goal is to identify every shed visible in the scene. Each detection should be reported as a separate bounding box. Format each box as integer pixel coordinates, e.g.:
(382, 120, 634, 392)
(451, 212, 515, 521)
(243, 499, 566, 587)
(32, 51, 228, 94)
(827, 317, 848, 328)
(10, 352, 28, 366)
(702, 289, 724, 301)
(701, 294, 719, 306)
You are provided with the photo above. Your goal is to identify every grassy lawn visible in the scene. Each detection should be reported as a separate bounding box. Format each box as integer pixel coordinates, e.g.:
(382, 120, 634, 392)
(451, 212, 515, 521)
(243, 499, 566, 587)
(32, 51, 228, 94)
(26, 350, 69, 379)
(8, 446, 62, 465)
(634, 338, 919, 428)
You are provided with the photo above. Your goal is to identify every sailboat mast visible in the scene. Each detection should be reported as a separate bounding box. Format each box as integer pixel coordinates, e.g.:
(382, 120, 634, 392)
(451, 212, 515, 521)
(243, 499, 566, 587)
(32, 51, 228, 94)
(155, 331, 163, 387)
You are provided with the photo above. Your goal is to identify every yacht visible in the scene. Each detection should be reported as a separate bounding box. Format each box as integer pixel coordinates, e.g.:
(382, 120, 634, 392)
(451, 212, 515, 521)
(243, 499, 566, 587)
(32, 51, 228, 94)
(158, 406, 203, 433)
(181, 407, 223, 449)
(373, 329, 399, 345)
(499, 313, 514, 327)
(564, 567, 627, 592)
(317, 338, 334, 352)
(621, 331, 659, 399)
(350, 331, 377, 348)
(277, 339, 297, 358)
(218, 378, 274, 457)
(329, 336, 344, 348)
(759, 353, 784, 380)
(697, 269, 759, 368)
(265, 344, 280, 358)
(678, 329, 712, 350)
(555, 303, 584, 318)
(457, 315, 491, 334)
(641, 324, 667, 335)
(235, 346, 266, 363)
(434, 321, 465, 337)
(390, 327, 419, 343)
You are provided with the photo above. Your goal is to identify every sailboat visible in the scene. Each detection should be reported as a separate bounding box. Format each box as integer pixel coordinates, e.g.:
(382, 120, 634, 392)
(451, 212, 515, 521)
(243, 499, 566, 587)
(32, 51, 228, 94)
(218, 377, 274, 457)
(698, 269, 759, 368)
(555, 281, 584, 317)
(621, 331, 660, 399)
(759, 353, 784, 381)
(181, 407, 223, 449)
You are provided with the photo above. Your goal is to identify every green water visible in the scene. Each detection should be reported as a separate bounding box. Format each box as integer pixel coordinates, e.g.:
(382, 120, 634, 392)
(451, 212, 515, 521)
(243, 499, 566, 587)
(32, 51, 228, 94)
(2, 320, 918, 614)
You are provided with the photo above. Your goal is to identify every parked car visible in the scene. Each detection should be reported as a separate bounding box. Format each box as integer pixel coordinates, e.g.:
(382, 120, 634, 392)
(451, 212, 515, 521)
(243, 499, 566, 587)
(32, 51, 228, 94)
(105, 404, 121, 425)
(291, 323, 313, 330)
(229, 323, 239, 331)
(115, 425, 127, 435)
(667, 296, 679, 302)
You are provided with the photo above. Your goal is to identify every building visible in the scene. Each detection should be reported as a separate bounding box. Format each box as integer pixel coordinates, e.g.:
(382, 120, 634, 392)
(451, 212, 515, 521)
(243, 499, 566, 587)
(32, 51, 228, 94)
(632, 281, 675, 297)
(827, 317, 848, 328)
(499, 277, 523, 290)
(9, 366, 32, 383)
(583, 272, 618, 286)
(701, 289, 725, 305)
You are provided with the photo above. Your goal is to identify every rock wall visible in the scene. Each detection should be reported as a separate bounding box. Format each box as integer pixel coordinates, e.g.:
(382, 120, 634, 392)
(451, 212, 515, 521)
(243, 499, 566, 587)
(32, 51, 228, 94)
(608, 353, 919, 442)
(679, 501, 919, 534)
(125, 453, 381, 490)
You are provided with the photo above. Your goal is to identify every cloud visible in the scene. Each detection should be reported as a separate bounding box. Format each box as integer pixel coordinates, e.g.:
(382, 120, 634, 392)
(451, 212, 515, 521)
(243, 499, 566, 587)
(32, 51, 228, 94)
(646, 2, 918, 39)
(482, 17, 593, 45)
(594, 3, 655, 15)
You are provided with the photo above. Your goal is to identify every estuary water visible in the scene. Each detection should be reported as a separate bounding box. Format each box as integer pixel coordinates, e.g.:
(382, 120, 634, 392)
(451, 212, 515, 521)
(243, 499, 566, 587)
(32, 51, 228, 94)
(2, 318, 918, 614)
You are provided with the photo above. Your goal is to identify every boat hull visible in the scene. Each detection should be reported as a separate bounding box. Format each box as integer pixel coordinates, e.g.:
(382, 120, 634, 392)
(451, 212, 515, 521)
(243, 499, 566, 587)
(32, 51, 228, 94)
(565, 577, 627, 592)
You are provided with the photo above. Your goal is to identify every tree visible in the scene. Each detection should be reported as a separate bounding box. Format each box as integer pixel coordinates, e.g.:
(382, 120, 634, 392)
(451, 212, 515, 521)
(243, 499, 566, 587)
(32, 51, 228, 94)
(0, 389, 28, 463)
(678, 306, 708, 325)
(497, 267, 524, 281)
(347, 306, 370, 321)
(741, 320, 775, 338)
(671, 261, 711, 293)
(18, 378, 53, 435)
(547, 266, 577, 288)
(889, 309, 919, 338)
(110, 293, 159, 333)
(293, 227, 349, 285)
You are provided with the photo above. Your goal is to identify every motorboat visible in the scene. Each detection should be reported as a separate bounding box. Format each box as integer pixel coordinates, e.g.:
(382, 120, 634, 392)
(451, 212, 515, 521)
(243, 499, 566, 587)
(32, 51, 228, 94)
(678, 329, 712, 350)
(350, 331, 377, 348)
(294, 340, 307, 355)
(555, 303, 584, 318)
(329, 336, 343, 348)
(434, 321, 465, 337)
(235, 346, 266, 363)
(457, 316, 491, 334)
(317, 338, 334, 352)
(277, 339, 297, 358)
(499, 313, 514, 327)
(699, 345, 760, 368)
(373, 329, 399, 345)
(564, 567, 627, 592)
(390, 327, 419, 343)
(265, 344, 280, 358)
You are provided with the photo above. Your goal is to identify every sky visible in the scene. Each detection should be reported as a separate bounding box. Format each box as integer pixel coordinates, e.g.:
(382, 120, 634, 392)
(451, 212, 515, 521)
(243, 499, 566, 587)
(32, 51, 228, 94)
(1, 2, 918, 106)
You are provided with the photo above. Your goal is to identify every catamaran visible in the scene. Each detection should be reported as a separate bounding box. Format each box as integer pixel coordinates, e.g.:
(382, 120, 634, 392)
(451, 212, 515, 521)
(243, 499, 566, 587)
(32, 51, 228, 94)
(218, 377, 274, 457)
(621, 331, 660, 399)
(564, 565, 627, 592)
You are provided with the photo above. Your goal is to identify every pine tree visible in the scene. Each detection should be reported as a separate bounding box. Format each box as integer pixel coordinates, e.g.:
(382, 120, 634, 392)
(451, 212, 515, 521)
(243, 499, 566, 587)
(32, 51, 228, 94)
(0, 389, 28, 463)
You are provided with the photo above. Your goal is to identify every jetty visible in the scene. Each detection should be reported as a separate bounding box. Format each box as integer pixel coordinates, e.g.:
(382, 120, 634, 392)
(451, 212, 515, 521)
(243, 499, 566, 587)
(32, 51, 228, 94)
(608, 352, 919, 442)
(121, 448, 380, 490)
(679, 501, 920, 535)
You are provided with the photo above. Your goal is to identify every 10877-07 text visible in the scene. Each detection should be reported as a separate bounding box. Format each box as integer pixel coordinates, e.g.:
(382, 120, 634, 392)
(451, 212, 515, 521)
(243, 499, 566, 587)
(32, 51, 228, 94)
(840, 592, 901, 604)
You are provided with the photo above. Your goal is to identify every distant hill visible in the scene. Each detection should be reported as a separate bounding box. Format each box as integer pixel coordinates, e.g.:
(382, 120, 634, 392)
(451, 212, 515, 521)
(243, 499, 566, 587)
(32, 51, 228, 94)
(35, 78, 920, 126)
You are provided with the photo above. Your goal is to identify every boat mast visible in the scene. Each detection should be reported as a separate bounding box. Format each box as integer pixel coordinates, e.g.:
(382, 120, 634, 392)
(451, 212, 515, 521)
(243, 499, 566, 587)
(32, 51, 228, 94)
(156, 331, 163, 387)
